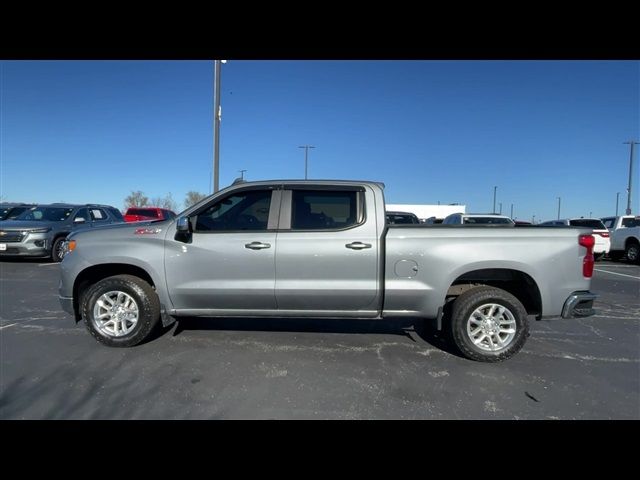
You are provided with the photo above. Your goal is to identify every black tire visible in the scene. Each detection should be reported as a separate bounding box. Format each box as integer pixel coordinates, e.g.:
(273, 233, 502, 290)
(625, 242, 640, 264)
(81, 274, 160, 347)
(608, 251, 624, 261)
(449, 286, 529, 362)
(51, 237, 66, 262)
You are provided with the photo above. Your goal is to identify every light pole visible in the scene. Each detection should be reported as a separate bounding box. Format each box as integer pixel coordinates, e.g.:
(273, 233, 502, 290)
(557, 197, 561, 220)
(492, 186, 497, 214)
(589, 211, 593, 218)
(510, 203, 514, 218)
(499, 202, 502, 214)
(616, 192, 620, 216)
(213, 60, 227, 193)
(623, 140, 639, 215)
(299, 145, 315, 179)
(239, 169, 247, 180)
(532, 214, 536, 224)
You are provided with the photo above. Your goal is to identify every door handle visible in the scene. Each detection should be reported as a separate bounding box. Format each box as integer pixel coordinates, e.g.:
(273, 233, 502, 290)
(245, 241, 271, 250)
(345, 242, 372, 250)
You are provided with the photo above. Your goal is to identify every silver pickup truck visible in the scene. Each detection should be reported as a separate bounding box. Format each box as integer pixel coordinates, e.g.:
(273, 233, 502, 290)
(59, 180, 597, 362)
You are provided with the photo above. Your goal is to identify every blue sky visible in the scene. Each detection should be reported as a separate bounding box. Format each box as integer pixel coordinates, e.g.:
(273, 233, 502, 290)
(1, 60, 638, 221)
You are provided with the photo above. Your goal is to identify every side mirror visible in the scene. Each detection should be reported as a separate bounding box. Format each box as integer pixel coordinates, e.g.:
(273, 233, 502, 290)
(74, 217, 86, 223)
(176, 217, 191, 233)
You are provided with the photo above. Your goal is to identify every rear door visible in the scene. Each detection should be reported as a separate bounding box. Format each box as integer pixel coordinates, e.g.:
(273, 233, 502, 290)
(165, 187, 281, 311)
(274, 186, 380, 315)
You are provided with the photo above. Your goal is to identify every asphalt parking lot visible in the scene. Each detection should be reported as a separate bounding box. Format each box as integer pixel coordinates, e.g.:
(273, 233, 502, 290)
(1, 259, 638, 419)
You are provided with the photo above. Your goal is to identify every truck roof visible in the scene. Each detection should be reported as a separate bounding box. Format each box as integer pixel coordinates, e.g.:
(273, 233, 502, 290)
(225, 179, 386, 189)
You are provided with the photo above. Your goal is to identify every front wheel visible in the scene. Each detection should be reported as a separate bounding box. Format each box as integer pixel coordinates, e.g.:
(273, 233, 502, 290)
(625, 242, 640, 264)
(449, 286, 529, 362)
(81, 274, 161, 347)
(51, 237, 66, 262)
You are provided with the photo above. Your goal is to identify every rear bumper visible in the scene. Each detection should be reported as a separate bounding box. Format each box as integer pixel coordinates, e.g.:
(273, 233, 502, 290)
(561, 291, 597, 318)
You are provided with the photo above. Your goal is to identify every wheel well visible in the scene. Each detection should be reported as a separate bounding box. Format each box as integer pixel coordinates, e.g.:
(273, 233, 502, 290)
(72, 264, 155, 319)
(447, 269, 542, 318)
(625, 237, 639, 248)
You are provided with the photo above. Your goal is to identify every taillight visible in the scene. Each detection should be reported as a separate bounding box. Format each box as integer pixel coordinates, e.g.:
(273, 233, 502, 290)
(579, 234, 595, 278)
(596, 231, 610, 238)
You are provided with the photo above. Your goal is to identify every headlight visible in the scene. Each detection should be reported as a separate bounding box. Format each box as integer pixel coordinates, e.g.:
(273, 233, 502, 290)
(61, 240, 77, 257)
(28, 227, 52, 233)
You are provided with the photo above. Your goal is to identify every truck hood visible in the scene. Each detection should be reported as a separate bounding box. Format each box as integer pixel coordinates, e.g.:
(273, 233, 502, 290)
(0, 220, 61, 231)
(67, 219, 172, 240)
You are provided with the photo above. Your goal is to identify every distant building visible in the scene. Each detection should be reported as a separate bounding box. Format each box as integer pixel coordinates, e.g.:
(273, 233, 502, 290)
(386, 204, 466, 222)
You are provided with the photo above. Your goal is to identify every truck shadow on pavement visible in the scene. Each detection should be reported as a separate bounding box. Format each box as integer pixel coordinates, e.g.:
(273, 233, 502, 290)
(168, 316, 463, 358)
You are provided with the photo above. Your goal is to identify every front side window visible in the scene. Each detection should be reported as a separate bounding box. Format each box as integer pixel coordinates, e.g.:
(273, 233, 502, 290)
(74, 208, 89, 222)
(195, 190, 272, 232)
(621, 217, 640, 228)
(291, 190, 360, 230)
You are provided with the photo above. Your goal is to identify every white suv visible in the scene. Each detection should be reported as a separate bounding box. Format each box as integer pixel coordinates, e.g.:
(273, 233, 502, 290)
(539, 218, 610, 260)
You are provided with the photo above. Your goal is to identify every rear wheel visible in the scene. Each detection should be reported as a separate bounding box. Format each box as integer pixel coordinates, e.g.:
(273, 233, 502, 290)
(81, 274, 160, 347)
(449, 286, 529, 362)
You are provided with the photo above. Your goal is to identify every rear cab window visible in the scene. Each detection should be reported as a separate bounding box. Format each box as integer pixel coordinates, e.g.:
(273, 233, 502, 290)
(569, 219, 606, 229)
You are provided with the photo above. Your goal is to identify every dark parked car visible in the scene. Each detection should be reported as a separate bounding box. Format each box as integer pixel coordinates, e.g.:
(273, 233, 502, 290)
(0, 204, 124, 262)
(124, 207, 176, 223)
(0, 203, 35, 221)
(386, 211, 420, 225)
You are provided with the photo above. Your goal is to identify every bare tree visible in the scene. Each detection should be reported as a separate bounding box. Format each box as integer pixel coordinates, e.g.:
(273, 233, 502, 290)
(124, 191, 149, 210)
(151, 192, 178, 212)
(184, 191, 207, 209)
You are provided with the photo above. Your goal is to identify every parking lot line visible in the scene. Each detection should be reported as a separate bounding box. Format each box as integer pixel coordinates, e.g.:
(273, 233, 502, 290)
(38, 263, 59, 267)
(595, 269, 640, 280)
(0, 323, 18, 330)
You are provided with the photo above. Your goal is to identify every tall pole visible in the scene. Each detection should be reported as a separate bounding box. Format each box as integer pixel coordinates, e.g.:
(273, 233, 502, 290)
(557, 197, 561, 220)
(299, 145, 315, 179)
(510, 203, 514, 218)
(616, 192, 620, 216)
(213, 60, 222, 193)
(239, 169, 247, 180)
(499, 202, 502, 214)
(532, 214, 536, 224)
(623, 141, 639, 215)
(493, 186, 497, 214)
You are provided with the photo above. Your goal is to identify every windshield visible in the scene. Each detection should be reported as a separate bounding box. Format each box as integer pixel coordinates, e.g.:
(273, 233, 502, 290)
(570, 219, 606, 229)
(463, 216, 514, 225)
(16, 207, 74, 222)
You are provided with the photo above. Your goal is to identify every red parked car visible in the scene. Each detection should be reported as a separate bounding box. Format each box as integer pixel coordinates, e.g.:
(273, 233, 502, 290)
(123, 207, 177, 222)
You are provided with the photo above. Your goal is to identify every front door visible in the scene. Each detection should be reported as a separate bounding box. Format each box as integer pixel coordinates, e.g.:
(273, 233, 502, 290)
(165, 188, 280, 312)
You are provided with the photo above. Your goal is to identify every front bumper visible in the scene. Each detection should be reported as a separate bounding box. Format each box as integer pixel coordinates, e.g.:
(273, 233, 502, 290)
(59, 295, 75, 316)
(0, 232, 50, 257)
(561, 291, 597, 318)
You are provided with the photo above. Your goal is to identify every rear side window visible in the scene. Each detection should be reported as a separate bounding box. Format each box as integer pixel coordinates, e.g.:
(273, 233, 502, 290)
(90, 208, 108, 222)
(109, 208, 124, 221)
(291, 190, 362, 230)
(570, 219, 606, 229)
